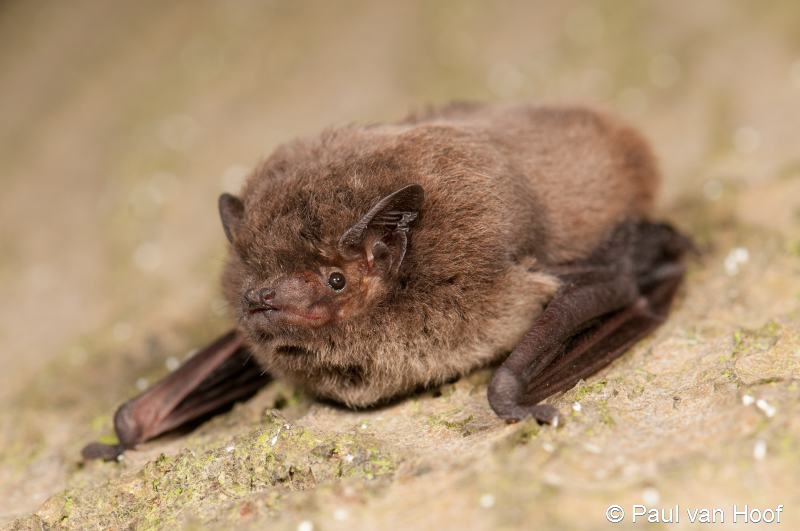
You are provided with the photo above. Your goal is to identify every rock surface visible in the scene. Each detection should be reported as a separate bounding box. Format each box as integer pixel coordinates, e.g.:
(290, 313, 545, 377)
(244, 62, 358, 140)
(2, 1, 800, 529)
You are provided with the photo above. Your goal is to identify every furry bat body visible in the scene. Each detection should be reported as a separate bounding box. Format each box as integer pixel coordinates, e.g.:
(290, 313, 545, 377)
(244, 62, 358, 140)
(83, 102, 690, 460)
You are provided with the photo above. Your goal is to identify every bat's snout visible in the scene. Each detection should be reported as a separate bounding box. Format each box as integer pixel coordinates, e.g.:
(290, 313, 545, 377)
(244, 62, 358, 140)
(242, 276, 332, 327)
(242, 287, 276, 312)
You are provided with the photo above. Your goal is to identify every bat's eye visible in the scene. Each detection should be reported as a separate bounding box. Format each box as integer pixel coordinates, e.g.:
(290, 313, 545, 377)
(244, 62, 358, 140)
(328, 272, 346, 291)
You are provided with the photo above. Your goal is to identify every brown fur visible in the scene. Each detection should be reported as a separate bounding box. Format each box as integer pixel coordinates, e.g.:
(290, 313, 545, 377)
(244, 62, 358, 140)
(220, 102, 659, 407)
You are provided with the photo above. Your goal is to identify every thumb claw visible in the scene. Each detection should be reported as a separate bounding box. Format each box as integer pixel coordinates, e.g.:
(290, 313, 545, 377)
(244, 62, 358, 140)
(81, 441, 125, 462)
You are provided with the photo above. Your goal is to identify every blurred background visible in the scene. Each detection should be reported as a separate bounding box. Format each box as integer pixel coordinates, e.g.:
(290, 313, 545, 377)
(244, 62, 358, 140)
(1, 1, 799, 528)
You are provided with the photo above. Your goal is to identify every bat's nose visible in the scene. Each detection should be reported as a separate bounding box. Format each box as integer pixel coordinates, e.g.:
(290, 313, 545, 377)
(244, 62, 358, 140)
(258, 287, 275, 301)
(243, 287, 276, 311)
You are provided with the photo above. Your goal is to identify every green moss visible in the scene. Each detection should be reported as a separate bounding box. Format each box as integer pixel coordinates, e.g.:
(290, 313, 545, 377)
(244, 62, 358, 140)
(733, 330, 744, 348)
(61, 495, 74, 521)
(367, 456, 396, 476)
(572, 380, 608, 402)
(596, 402, 616, 427)
(626, 382, 647, 399)
(33, 411, 397, 529)
(732, 321, 782, 357)
(428, 411, 476, 436)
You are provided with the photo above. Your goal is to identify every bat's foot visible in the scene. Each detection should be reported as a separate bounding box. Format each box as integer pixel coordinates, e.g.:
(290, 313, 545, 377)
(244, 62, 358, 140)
(488, 367, 560, 424)
(82, 330, 271, 461)
(488, 220, 691, 423)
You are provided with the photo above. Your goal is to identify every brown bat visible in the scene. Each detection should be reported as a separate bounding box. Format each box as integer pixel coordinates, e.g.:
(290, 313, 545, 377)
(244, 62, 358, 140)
(83, 102, 691, 460)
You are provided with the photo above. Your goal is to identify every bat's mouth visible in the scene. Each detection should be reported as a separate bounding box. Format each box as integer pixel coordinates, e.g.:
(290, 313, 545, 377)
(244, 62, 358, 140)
(247, 307, 275, 315)
(275, 345, 315, 356)
(247, 305, 330, 328)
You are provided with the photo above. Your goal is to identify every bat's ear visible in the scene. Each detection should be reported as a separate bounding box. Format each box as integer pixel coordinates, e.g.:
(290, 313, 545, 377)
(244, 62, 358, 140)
(218, 193, 244, 244)
(338, 184, 424, 274)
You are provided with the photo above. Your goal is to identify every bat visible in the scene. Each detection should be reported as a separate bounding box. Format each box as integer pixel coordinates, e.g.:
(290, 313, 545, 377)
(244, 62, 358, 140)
(82, 102, 691, 461)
